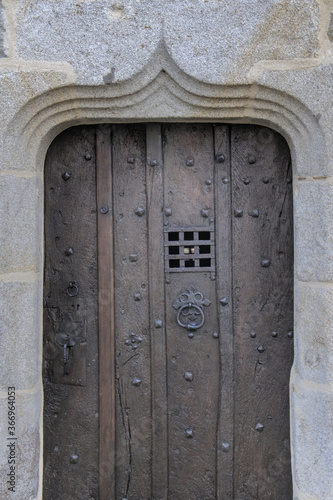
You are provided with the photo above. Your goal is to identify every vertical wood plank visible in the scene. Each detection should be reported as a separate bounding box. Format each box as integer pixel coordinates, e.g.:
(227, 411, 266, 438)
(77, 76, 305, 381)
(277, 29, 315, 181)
(214, 125, 234, 499)
(96, 125, 116, 500)
(231, 125, 293, 499)
(146, 124, 168, 500)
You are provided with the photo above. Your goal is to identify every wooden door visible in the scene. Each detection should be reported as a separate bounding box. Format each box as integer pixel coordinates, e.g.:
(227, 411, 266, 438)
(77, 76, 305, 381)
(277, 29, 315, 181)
(43, 123, 293, 499)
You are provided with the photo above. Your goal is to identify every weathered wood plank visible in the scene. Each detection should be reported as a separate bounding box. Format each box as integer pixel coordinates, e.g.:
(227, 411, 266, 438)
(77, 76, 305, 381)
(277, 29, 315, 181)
(96, 125, 116, 500)
(146, 123, 169, 500)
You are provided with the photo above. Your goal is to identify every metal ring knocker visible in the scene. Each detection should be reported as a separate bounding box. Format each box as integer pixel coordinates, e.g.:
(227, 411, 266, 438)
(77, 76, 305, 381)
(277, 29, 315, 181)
(67, 281, 78, 297)
(176, 302, 205, 331)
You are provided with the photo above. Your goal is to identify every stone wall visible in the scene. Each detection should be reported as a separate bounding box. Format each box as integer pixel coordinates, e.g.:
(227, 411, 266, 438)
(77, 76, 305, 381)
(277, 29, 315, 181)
(0, 1, 332, 499)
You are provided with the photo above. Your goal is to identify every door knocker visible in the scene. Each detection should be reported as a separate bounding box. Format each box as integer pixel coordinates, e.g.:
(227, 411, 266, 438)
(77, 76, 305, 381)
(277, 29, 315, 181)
(173, 285, 211, 332)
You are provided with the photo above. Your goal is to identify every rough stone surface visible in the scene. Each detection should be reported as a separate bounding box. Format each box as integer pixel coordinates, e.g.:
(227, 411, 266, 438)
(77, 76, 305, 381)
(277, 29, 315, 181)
(295, 181, 333, 282)
(16, 0, 320, 85)
(0, 176, 42, 273)
(0, 390, 41, 499)
(295, 283, 333, 385)
(258, 64, 333, 177)
(0, 281, 41, 391)
(0, 1, 7, 57)
(291, 379, 333, 500)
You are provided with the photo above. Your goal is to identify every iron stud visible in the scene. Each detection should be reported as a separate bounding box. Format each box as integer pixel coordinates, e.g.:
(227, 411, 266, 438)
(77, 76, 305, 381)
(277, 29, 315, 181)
(213, 332, 219, 339)
(222, 442, 230, 453)
(62, 171, 71, 181)
(149, 159, 157, 166)
(257, 344, 265, 353)
(216, 154, 225, 163)
(201, 209, 209, 218)
(100, 206, 109, 214)
(188, 332, 194, 339)
(220, 298, 228, 306)
(84, 153, 92, 161)
(249, 210, 259, 218)
(248, 154, 256, 164)
(135, 206, 145, 216)
(186, 429, 194, 438)
(127, 157, 134, 164)
(164, 208, 172, 216)
(272, 331, 278, 338)
(222, 178, 229, 184)
(186, 158, 194, 167)
(234, 209, 243, 217)
(263, 177, 270, 184)
(250, 332, 256, 338)
(255, 423, 264, 432)
(70, 454, 79, 464)
(205, 179, 212, 185)
(185, 372, 193, 381)
(155, 319, 163, 328)
(129, 254, 138, 262)
(134, 292, 141, 301)
(243, 178, 250, 185)
(132, 377, 142, 386)
(288, 331, 294, 339)
(261, 259, 271, 267)
(65, 247, 74, 256)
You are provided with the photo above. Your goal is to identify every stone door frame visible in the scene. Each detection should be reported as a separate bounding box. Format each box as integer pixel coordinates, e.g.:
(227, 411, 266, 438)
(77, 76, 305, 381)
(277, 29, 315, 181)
(4, 48, 330, 499)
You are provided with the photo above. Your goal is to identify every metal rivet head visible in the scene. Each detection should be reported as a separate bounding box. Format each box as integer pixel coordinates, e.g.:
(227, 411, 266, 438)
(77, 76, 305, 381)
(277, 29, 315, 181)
(262, 177, 270, 184)
(149, 159, 157, 166)
(234, 209, 243, 218)
(261, 259, 271, 267)
(222, 442, 230, 453)
(286, 178, 292, 184)
(100, 206, 109, 214)
(127, 157, 134, 164)
(65, 247, 74, 256)
(288, 331, 294, 339)
(132, 377, 142, 386)
(129, 254, 138, 262)
(134, 292, 141, 301)
(205, 179, 212, 185)
(248, 154, 256, 164)
(272, 331, 278, 338)
(220, 298, 228, 306)
(186, 158, 194, 167)
(164, 208, 172, 216)
(185, 372, 193, 381)
(155, 319, 163, 328)
(213, 332, 219, 339)
(70, 454, 79, 464)
(201, 209, 209, 218)
(255, 423, 264, 432)
(250, 332, 256, 338)
(135, 206, 145, 216)
(216, 154, 225, 163)
(188, 332, 194, 339)
(222, 178, 229, 184)
(62, 171, 71, 181)
(186, 429, 194, 438)
(84, 153, 92, 161)
(243, 178, 250, 185)
(249, 210, 259, 218)
(257, 344, 265, 353)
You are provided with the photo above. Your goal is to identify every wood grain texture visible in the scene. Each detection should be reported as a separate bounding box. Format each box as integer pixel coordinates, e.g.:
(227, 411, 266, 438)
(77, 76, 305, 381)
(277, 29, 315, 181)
(96, 125, 116, 500)
(231, 125, 293, 499)
(43, 126, 98, 500)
